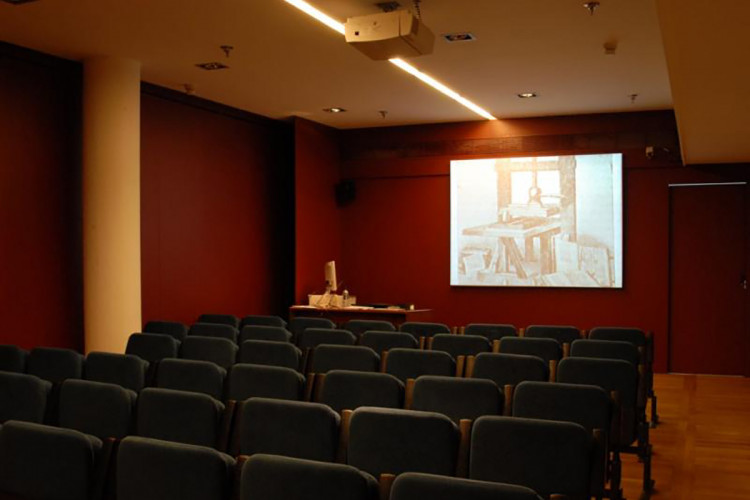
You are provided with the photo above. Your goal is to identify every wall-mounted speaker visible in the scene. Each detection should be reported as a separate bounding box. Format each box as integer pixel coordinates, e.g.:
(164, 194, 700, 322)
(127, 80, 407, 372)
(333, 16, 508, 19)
(335, 180, 356, 206)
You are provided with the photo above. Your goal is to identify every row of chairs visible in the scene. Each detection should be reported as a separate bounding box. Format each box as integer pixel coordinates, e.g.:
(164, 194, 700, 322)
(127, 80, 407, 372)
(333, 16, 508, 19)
(0, 420, 546, 500)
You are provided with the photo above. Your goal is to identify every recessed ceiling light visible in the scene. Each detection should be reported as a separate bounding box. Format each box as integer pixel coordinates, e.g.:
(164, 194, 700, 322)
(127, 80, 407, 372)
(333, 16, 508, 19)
(286, 0, 496, 121)
(442, 32, 476, 43)
(1, 0, 40, 4)
(323, 107, 347, 113)
(517, 92, 538, 99)
(195, 62, 229, 71)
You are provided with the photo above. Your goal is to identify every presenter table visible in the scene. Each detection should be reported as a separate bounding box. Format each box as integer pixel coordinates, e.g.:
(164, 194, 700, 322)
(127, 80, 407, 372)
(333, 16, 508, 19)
(289, 306, 433, 328)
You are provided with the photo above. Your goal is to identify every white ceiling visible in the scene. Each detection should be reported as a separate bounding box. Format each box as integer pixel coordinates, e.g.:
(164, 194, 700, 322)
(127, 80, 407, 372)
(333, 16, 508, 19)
(0, 0, 747, 164)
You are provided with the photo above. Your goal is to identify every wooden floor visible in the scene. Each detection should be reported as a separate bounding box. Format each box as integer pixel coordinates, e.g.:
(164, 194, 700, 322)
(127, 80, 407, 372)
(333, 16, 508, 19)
(621, 374, 750, 500)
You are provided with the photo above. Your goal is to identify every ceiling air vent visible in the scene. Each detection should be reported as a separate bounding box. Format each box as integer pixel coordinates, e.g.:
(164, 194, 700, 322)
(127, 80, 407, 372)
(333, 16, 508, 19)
(442, 32, 476, 43)
(195, 62, 229, 71)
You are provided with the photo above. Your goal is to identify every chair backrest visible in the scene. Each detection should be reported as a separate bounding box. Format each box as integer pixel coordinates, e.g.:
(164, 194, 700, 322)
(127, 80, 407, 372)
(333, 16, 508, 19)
(348, 407, 459, 478)
(188, 322, 239, 343)
(155, 358, 226, 400)
(385, 348, 456, 383)
(470, 353, 549, 387)
(298, 328, 357, 349)
(513, 381, 610, 435)
(391, 472, 544, 500)
(180, 336, 238, 369)
(0, 371, 51, 424)
(143, 320, 188, 341)
(240, 325, 292, 344)
(399, 322, 451, 339)
(0, 344, 27, 373)
(359, 331, 419, 354)
(137, 387, 225, 448)
(588, 327, 647, 347)
(470, 416, 591, 499)
(464, 324, 518, 342)
(27, 347, 84, 383)
(319, 370, 404, 412)
(236, 398, 340, 462)
(498, 337, 561, 364)
(197, 313, 240, 329)
(239, 340, 302, 371)
(241, 453, 378, 500)
(524, 325, 582, 345)
(85, 351, 149, 392)
(431, 334, 491, 358)
(240, 315, 287, 329)
(0, 420, 102, 500)
(570, 339, 640, 366)
(117, 435, 235, 500)
(343, 319, 396, 338)
(126, 333, 180, 363)
(288, 317, 336, 342)
(411, 376, 503, 424)
(59, 379, 136, 439)
(310, 345, 380, 374)
(557, 357, 637, 446)
(227, 364, 305, 402)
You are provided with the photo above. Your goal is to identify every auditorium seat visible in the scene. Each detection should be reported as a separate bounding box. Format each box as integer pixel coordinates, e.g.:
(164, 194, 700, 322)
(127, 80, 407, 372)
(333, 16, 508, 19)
(430, 334, 491, 358)
(359, 331, 419, 356)
(239, 340, 302, 371)
(58, 379, 136, 440)
(523, 325, 582, 347)
(288, 317, 336, 343)
(155, 358, 226, 400)
(399, 322, 451, 342)
(116, 435, 235, 500)
(343, 319, 395, 338)
(26, 347, 84, 383)
(317, 370, 404, 413)
(390, 472, 544, 500)
(240, 325, 292, 343)
(463, 323, 518, 342)
(0, 344, 27, 373)
(0, 420, 103, 500)
(570, 339, 640, 367)
(497, 337, 561, 377)
(180, 336, 238, 369)
(348, 407, 459, 479)
(240, 314, 287, 329)
(188, 322, 239, 343)
(309, 345, 380, 374)
(143, 320, 189, 341)
(298, 328, 357, 349)
(85, 351, 149, 392)
(233, 398, 340, 461)
(226, 364, 305, 402)
(197, 313, 240, 329)
(411, 376, 503, 424)
(137, 387, 225, 449)
(512, 381, 613, 498)
(241, 453, 378, 500)
(385, 348, 456, 383)
(126, 333, 180, 363)
(467, 353, 549, 416)
(470, 416, 592, 499)
(0, 372, 51, 424)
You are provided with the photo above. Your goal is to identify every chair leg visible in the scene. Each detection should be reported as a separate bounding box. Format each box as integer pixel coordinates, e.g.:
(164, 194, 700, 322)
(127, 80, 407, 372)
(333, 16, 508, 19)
(641, 443, 655, 499)
(609, 451, 623, 500)
(650, 393, 659, 428)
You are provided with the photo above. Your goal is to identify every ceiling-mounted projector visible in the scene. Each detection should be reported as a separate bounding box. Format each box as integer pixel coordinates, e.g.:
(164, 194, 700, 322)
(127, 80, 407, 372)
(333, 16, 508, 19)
(345, 10, 435, 60)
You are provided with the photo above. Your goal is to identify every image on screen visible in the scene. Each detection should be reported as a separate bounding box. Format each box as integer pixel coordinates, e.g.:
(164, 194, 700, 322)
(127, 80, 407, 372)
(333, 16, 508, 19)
(450, 154, 623, 288)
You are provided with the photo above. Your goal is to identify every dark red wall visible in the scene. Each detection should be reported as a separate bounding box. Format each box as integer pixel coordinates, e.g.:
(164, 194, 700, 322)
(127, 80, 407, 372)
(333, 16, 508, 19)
(0, 46, 83, 350)
(141, 91, 293, 325)
(294, 118, 343, 303)
(336, 112, 749, 372)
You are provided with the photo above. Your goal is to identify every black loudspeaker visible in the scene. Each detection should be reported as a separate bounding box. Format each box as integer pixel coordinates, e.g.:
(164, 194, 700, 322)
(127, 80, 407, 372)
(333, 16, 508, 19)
(335, 180, 356, 206)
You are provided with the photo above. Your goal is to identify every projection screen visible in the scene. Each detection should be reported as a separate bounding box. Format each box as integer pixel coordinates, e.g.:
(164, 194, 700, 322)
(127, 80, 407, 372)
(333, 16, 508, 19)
(450, 153, 623, 288)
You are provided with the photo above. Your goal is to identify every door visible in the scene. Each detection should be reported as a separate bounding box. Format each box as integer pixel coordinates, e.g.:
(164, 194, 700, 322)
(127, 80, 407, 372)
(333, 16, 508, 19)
(669, 183, 749, 375)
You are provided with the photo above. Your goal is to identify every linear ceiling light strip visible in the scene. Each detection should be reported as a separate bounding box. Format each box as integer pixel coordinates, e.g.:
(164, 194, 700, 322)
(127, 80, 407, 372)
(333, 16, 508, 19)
(283, 0, 496, 121)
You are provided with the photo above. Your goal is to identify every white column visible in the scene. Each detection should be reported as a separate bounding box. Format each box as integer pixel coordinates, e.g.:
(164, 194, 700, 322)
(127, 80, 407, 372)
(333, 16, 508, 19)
(82, 57, 142, 354)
